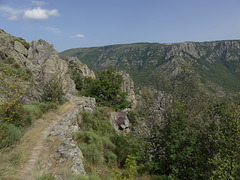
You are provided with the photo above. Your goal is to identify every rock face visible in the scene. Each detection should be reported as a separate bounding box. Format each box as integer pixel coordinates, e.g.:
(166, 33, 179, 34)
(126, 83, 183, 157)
(67, 57, 96, 79)
(118, 71, 136, 107)
(50, 96, 96, 176)
(0, 30, 85, 100)
(133, 90, 172, 135)
(26, 39, 78, 100)
(14, 41, 28, 57)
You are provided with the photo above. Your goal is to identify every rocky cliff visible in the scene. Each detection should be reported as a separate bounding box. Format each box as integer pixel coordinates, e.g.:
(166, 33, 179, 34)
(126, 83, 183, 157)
(0, 30, 77, 101)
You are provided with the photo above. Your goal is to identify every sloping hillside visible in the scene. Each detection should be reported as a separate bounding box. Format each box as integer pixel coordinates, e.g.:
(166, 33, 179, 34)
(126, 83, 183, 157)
(60, 40, 240, 96)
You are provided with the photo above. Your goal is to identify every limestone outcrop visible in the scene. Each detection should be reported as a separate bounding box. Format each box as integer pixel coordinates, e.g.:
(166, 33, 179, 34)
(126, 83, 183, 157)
(0, 30, 91, 101)
(118, 71, 136, 107)
(67, 57, 96, 79)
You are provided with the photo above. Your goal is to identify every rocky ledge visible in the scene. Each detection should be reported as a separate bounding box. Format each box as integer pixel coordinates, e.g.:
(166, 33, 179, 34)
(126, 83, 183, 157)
(49, 97, 96, 176)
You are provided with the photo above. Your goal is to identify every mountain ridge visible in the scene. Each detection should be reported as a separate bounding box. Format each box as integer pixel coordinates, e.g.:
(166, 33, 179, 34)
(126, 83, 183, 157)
(60, 39, 240, 96)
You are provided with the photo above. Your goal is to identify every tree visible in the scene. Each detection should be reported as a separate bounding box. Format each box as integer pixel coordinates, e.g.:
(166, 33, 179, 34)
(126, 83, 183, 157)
(89, 67, 131, 111)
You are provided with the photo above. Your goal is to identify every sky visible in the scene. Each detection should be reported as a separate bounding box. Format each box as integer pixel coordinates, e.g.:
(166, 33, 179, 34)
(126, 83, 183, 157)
(1, 0, 240, 52)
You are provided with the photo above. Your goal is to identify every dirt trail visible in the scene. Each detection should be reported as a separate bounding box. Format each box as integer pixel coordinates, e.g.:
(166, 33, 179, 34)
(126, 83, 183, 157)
(12, 100, 76, 179)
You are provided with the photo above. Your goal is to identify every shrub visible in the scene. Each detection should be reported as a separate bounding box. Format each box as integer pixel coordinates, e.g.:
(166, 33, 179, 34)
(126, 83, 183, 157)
(12, 62, 21, 69)
(22, 104, 43, 123)
(105, 151, 117, 164)
(59, 96, 69, 104)
(74, 110, 118, 165)
(79, 143, 102, 164)
(78, 67, 131, 111)
(4, 56, 15, 64)
(0, 122, 22, 148)
(42, 76, 64, 103)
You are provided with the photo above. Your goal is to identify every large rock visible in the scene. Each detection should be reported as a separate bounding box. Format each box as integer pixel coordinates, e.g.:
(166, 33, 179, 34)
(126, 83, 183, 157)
(14, 41, 28, 57)
(0, 31, 78, 101)
(25, 39, 78, 100)
(67, 57, 96, 79)
(118, 71, 136, 107)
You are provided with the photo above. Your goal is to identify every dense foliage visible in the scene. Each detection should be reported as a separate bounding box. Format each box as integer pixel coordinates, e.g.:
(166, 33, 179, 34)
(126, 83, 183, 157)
(73, 108, 141, 179)
(128, 73, 240, 179)
(75, 67, 131, 111)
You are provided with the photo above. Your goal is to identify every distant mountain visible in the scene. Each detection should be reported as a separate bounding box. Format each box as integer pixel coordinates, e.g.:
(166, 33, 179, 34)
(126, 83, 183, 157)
(60, 40, 240, 96)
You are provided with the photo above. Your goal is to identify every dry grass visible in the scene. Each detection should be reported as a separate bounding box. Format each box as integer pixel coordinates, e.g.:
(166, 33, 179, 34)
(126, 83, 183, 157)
(0, 100, 76, 179)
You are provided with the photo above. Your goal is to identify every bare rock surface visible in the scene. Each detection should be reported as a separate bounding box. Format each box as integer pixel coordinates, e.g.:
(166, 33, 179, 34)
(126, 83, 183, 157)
(0, 30, 96, 101)
(67, 56, 96, 79)
(110, 110, 130, 134)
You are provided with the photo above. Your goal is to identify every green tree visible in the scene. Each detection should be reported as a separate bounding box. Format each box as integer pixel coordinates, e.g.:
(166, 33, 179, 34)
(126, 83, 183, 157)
(89, 67, 131, 111)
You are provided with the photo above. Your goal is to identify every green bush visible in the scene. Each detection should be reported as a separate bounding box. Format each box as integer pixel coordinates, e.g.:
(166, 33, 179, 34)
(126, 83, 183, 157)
(79, 143, 102, 164)
(105, 151, 117, 164)
(4, 56, 15, 64)
(0, 122, 22, 148)
(12, 62, 21, 69)
(74, 110, 118, 165)
(59, 96, 69, 104)
(78, 67, 131, 111)
(42, 76, 64, 103)
(22, 104, 43, 122)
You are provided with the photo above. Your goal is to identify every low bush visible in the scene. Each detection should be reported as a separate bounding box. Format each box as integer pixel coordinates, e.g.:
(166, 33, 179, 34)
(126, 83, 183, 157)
(3, 56, 15, 64)
(0, 100, 58, 148)
(79, 143, 102, 164)
(74, 110, 117, 165)
(29, 101, 58, 112)
(42, 76, 64, 103)
(0, 122, 22, 148)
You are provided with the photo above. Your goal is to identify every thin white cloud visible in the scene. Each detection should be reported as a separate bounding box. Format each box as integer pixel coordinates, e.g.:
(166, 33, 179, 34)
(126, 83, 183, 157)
(75, 34, 85, 38)
(32, 0, 46, 6)
(46, 27, 62, 35)
(0, 5, 23, 21)
(23, 7, 59, 21)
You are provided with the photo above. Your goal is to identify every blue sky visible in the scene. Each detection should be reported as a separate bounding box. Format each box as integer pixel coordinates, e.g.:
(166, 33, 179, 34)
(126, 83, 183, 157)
(1, 0, 240, 52)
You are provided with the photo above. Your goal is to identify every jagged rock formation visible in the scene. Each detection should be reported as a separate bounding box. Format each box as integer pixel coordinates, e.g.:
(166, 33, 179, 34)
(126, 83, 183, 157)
(0, 30, 79, 101)
(60, 40, 240, 96)
(67, 57, 96, 79)
(118, 71, 136, 107)
(50, 97, 96, 176)
(133, 90, 172, 136)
